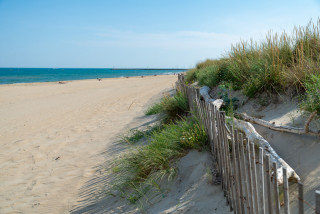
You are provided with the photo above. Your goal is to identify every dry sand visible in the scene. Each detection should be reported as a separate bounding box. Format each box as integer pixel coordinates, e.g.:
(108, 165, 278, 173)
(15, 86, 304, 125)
(0, 76, 178, 213)
(0, 76, 230, 214)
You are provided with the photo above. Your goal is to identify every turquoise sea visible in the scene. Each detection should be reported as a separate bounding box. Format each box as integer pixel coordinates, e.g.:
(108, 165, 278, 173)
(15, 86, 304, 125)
(0, 68, 186, 84)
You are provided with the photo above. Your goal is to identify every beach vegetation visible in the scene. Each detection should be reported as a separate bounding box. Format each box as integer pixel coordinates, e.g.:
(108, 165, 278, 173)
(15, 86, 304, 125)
(120, 125, 163, 144)
(110, 115, 208, 206)
(185, 19, 320, 105)
(145, 90, 189, 123)
(300, 74, 320, 114)
(145, 103, 162, 115)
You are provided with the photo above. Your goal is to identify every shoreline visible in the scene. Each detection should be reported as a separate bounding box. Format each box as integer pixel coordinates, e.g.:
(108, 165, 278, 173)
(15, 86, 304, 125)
(0, 75, 177, 213)
(0, 74, 178, 86)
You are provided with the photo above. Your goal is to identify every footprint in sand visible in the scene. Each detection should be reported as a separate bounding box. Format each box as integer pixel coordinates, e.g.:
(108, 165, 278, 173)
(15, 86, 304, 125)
(26, 180, 37, 191)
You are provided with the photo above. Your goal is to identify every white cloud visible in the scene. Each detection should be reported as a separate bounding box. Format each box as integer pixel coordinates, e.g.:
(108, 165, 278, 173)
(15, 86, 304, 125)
(76, 30, 240, 50)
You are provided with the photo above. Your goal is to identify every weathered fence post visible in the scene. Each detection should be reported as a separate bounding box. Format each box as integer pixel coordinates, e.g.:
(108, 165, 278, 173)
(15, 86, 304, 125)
(316, 190, 320, 214)
(283, 167, 290, 214)
(299, 182, 304, 214)
(273, 162, 280, 214)
(239, 133, 250, 213)
(231, 127, 241, 214)
(265, 154, 273, 214)
(250, 142, 260, 214)
(236, 131, 245, 214)
(221, 112, 233, 211)
(259, 147, 266, 214)
(246, 138, 254, 214)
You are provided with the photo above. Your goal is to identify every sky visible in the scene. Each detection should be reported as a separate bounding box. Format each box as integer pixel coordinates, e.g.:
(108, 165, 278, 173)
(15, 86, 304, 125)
(0, 0, 320, 68)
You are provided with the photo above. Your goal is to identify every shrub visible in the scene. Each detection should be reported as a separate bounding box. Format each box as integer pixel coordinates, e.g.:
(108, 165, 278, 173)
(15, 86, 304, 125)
(196, 65, 220, 87)
(185, 68, 198, 83)
(300, 74, 320, 114)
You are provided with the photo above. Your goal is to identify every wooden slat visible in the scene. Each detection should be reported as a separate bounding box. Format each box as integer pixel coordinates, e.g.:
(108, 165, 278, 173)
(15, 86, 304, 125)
(246, 138, 254, 214)
(214, 108, 223, 187)
(299, 182, 304, 214)
(231, 128, 241, 214)
(236, 132, 245, 214)
(221, 112, 233, 210)
(217, 111, 227, 196)
(316, 190, 320, 214)
(239, 133, 250, 213)
(273, 162, 280, 214)
(265, 154, 273, 214)
(259, 147, 266, 214)
(283, 167, 290, 214)
(250, 142, 260, 214)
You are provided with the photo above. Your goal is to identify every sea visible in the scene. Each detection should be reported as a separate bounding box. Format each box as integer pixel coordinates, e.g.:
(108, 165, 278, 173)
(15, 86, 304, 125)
(0, 68, 186, 85)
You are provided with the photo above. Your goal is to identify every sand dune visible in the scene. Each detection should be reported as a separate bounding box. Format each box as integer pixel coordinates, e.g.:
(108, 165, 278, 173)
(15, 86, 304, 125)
(0, 76, 177, 213)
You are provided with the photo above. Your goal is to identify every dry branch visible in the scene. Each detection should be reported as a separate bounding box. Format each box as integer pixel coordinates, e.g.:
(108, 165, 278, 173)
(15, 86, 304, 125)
(198, 85, 300, 184)
(236, 112, 320, 136)
(199, 86, 223, 109)
(228, 117, 300, 184)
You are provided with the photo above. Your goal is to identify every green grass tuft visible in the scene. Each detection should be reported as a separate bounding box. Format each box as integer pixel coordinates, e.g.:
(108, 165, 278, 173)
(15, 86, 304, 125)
(300, 74, 320, 114)
(120, 126, 163, 144)
(110, 116, 208, 204)
(145, 91, 189, 123)
(145, 103, 162, 115)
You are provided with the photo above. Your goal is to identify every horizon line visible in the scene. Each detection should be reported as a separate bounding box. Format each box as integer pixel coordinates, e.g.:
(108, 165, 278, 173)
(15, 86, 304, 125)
(0, 67, 189, 70)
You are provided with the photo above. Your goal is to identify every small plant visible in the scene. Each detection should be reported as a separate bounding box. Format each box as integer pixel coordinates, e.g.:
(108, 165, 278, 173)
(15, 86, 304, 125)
(145, 91, 189, 123)
(120, 129, 145, 144)
(161, 91, 189, 123)
(180, 123, 207, 149)
(120, 125, 163, 144)
(300, 74, 320, 114)
(145, 103, 162, 115)
(217, 84, 239, 116)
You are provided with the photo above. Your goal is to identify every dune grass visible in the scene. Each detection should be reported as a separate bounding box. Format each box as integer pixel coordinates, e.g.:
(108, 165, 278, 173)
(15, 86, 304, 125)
(300, 74, 320, 114)
(145, 90, 189, 123)
(145, 103, 162, 115)
(186, 19, 320, 101)
(109, 89, 207, 206)
(120, 125, 163, 144)
(110, 115, 208, 205)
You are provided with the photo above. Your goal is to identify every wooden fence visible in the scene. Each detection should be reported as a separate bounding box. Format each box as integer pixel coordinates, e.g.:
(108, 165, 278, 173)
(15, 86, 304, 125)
(176, 74, 320, 214)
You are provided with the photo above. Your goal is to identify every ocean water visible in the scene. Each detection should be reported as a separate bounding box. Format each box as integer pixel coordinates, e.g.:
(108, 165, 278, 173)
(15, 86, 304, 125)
(0, 68, 186, 84)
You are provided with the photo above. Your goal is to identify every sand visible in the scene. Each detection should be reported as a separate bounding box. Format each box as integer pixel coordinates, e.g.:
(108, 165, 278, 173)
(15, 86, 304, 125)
(1, 76, 231, 214)
(0, 76, 178, 213)
(236, 95, 320, 213)
(145, 150, 231, 214)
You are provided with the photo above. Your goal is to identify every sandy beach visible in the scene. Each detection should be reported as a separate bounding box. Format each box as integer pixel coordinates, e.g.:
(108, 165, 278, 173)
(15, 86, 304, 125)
(0, 75, 177, 213)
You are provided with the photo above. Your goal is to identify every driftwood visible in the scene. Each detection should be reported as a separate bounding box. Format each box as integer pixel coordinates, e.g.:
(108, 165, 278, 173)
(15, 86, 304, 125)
(229, 117, 300, 184)
(199, 86, 223, 109)
(199, 86, 300, 184)
(236, 112, 320, 137)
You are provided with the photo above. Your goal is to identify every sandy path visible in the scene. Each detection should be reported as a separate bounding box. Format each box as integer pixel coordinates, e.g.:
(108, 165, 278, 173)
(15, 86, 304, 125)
(0, 76, 176, 214)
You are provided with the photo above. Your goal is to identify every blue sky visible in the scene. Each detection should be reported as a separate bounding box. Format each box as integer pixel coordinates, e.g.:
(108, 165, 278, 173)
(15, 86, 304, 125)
(0, 0, 320, 68)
